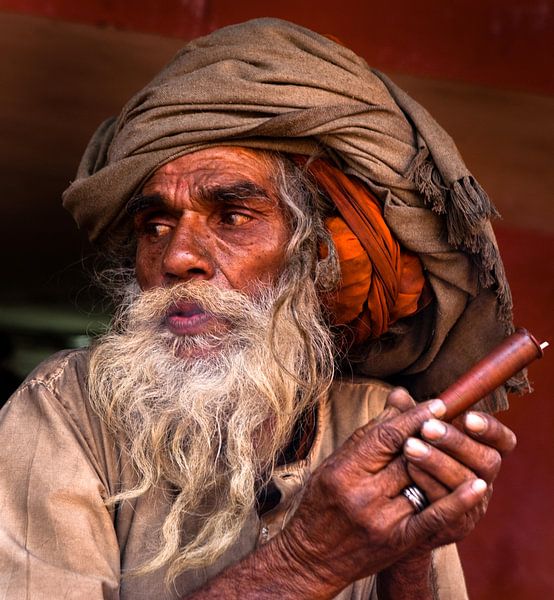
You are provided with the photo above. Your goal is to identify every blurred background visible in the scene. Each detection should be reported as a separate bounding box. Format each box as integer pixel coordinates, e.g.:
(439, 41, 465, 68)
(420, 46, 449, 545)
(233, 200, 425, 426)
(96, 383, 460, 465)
(0, 1, 552, 597)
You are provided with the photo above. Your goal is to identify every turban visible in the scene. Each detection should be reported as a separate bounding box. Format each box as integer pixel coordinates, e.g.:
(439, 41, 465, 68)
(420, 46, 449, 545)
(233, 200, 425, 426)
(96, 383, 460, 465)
(63, 18, 525, 410)
(298, 157, 430, 344)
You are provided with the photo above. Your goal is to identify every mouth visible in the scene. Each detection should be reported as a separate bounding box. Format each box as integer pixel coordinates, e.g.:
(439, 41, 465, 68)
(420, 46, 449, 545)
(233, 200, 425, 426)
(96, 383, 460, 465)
(165, 302, 217, 336)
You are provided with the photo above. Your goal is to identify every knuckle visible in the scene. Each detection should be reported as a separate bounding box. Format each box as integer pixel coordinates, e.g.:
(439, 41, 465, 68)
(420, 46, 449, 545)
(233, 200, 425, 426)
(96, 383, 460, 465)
(419, 508, 448, 534)
(314, 464, 369, 523)
(491, 449, 502, 470)
(374, 406, 399, 424)
(373, 422, 407, 452)
(487, 419, 517, 452)
(367, 517, 391, 542)
(505, 429, 517, 452)
(474, 449, 502, 480)
(353, 421, 376, 440)
(478, 492, 491, 516)
(486, 450, 503, 478)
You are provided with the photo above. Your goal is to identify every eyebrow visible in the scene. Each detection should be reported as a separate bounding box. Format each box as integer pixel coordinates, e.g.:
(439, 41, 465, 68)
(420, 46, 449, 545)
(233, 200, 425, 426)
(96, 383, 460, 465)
(126, 193, 164, 215)
(126, 181, 273, 215)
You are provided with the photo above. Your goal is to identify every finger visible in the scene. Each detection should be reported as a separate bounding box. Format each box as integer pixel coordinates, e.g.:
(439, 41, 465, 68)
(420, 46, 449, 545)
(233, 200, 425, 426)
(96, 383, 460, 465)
(463, 412, 517, 456)
(406, 463, 449, 503)
(376, 455, 413, 495)
(420, 419, 503, 483)
(369, 388, 417, 427)
(337, 455, 412, 500)
(374, 451, 449, 501)
(385, 388, 416, 412)
(404, 478, 488, 543)
(403, 437, 475, 489)
(353, 399, 446, 472)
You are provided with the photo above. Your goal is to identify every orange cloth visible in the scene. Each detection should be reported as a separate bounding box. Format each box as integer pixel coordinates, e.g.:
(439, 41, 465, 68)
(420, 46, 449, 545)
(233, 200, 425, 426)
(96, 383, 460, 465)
(300, 158, 428, 343)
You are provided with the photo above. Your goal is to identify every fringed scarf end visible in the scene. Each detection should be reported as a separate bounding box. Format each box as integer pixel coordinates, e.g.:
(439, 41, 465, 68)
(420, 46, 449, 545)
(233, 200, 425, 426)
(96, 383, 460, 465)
(407, 164, 514, 333)
(446, 177, 500, 247)
(405, 148, 448, 214)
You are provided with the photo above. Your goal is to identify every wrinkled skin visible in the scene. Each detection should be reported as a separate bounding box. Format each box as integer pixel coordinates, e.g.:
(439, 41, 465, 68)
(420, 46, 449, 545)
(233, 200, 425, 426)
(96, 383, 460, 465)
(133, 148, 517, 598)
(134, 147, 289, 298)
(264, 390, 516, 598)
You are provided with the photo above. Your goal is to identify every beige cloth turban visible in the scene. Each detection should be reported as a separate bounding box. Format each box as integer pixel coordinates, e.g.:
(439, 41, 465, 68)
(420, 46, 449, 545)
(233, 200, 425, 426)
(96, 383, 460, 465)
(63, 18, 526, 410)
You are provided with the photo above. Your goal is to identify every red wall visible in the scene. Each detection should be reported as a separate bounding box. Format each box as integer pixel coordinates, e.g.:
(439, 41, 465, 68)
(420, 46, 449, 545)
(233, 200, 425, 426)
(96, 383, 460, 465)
(2, 0, 553, 93)
(458, 226, 554, 598)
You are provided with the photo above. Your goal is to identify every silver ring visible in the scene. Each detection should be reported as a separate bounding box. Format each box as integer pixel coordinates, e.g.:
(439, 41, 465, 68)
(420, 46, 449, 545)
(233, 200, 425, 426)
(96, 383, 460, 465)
(401, 485, 429, 513)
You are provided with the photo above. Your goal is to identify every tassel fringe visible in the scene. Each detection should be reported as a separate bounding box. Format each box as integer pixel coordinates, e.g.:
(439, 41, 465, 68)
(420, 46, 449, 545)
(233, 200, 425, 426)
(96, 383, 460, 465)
(408, 154, 513, 331)
(405, 148, 447, 213)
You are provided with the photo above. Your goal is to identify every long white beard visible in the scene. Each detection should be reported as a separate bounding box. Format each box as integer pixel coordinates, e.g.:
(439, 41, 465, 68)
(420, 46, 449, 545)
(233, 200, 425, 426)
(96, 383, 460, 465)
(88, 277, 334, 581)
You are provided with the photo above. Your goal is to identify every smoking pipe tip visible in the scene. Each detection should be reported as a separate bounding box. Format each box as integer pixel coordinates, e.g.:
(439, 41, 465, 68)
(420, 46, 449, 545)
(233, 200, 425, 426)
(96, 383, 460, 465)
(540, 341, 549, 351)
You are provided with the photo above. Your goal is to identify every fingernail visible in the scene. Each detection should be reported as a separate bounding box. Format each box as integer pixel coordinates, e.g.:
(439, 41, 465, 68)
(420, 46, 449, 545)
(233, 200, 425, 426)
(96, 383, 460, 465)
(465, 412, 487, 434)
(471, 478, 487, 494)
(404, 437, 429, 457)
(421, 419, 446, 441)
(429, 399, 446, 418)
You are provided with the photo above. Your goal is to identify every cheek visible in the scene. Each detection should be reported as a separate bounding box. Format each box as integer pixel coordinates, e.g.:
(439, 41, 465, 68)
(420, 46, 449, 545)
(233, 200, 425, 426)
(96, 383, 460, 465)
(135, 241, 164, 290)
(253, 223, 290, 281)
(232, 241, 288, 292)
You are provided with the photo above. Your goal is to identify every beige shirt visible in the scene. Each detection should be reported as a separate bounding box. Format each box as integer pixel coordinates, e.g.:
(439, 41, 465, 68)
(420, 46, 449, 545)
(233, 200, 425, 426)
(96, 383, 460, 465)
(0, 349, 467, 599)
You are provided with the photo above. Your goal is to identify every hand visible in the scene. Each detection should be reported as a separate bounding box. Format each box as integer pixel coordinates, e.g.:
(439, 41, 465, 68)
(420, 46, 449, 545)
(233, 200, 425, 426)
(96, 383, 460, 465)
(271, 391, 490, 594)
(401, 402, 517, 552)
(374, 389, 516, 599)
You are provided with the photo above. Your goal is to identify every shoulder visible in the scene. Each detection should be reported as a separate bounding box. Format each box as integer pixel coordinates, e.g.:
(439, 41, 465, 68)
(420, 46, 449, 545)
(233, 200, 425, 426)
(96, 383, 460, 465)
(4, 348, 90, 415)
(19, 347, 89, 394)
(0, 349, 122, 594)
(1, 348, 116, 492)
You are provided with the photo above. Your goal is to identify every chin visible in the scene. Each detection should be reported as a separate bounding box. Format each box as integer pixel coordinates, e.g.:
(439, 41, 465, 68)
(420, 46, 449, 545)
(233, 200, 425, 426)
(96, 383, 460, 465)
(174, 339, 225, 360)
(162, 325, 229, 360)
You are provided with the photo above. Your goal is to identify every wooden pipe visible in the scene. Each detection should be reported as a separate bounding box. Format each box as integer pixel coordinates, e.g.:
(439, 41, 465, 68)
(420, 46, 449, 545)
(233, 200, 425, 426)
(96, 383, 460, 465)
(441, 328, 548, 421)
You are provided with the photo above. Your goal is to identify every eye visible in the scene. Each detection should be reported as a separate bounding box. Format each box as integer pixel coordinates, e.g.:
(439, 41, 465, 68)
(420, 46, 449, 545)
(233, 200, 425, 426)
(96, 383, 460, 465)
(144, 222, 172, 237)
(220, 211, 253, 227)
(134, 214, 173, 239)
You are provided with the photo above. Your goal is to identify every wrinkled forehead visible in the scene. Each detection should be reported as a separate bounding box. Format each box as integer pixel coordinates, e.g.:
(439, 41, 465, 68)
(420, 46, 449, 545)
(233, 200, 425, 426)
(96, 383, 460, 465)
(127, 146, 286, 217)
(142, 146, 278, 191)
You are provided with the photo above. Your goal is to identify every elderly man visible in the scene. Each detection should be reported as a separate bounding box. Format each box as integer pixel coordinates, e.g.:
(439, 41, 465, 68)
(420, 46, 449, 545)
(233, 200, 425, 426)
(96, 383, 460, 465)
(0, 18, 521, 600)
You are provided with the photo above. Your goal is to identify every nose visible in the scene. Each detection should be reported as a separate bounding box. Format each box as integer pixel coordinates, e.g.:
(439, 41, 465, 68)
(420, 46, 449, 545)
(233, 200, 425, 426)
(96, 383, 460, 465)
(161, 220, 215, 284)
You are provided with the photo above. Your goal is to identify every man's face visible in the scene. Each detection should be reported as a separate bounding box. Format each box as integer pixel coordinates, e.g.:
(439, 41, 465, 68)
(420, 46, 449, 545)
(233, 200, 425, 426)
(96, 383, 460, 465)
(132, 146, 290, 337)
(91, 148, 335, 573)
